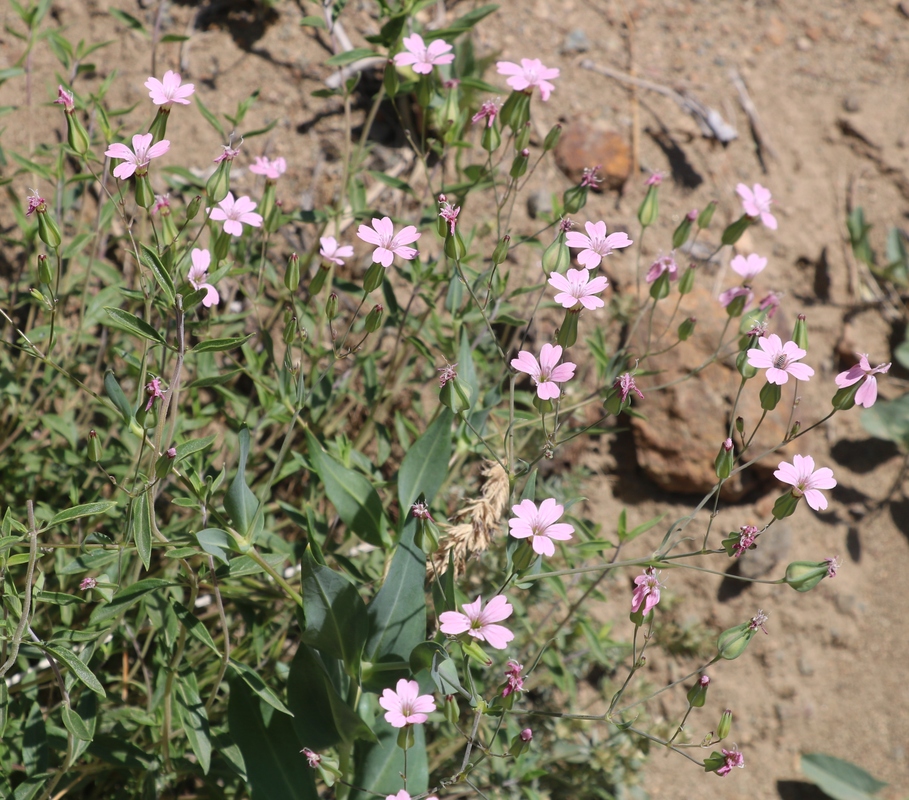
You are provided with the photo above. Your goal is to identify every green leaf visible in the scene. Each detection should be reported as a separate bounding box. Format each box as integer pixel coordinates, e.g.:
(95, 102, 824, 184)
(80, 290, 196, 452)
(299, 14, 326, 28)
(61, 704, 93, 742)
(89, 578, 174, 624)
(173, 602, 220, 655)
(224, 427, 260, 539)
(227, 659, 293, 716)
(305, 431, 387, 548)
(104, 307, 166, 345)
(0, 67, 25, 82)
(325, 47, 376, 66)
(366, 170, 415, 196)
(174, 434, 217, 463)
(425, 3, 499, 37)
(48, 501, 116, 528)
(397, 408, 453, 511)
(351, 714, 428, 800)
(195, 94, 226, 139)
(801, 753, 887, 800)
(300, 553, 368, 675)
(42, 644, 105, 696)
(192, 334, 255, 353)
(176, 673, 212, 774)
(363, 518, 425, 690)
(288, 643, 375, 749)
(228, 679, 317, 800)
(104, 370, 135, 423)
(140, 243, 175, 306)
(895, 340, 909, 370)
(23, 700, 47, 776)
(109, 8, 148, 34)
(159, 33, 189, 42)
(195, 528, 242, 566)
(861, 392, 909, 448)
(130, 491, 153, 570)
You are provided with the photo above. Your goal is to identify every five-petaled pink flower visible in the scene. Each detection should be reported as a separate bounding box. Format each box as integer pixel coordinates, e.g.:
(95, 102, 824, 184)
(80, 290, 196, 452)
(439, 595, 514, 650)
(386, 792, 412, 800)
(472, 98, 500, 127)
(357, 217, 420, 267)
(105, 133, 170, 180)
(730, 253, 767, 281)
(188, 248, 220, 308)
(835, 353, 891, 408)
(249, 156, 286, 180)
(774, 454, 836, 511)
(746, 334, 814, 384)
(718, 286, 754, 311)
(716, 746, 745, 777)
(145, 70, 195, 106)
(548, 268, 609, 310)
(736, 183, 777, 230)
(509, 498, 575, 557)
(565, 220, 633, 269)
(319, 236, 353, 266)
(645, 253, 678, 284)
(209, 192, 263, 236)
(631, 566, 664, 614)
(378, 679, 436, 728)
(394, 33, 455, 74)
(511, 343, 576, 400)
(496, 58, 560, 101)
(758, 291, 782, 318)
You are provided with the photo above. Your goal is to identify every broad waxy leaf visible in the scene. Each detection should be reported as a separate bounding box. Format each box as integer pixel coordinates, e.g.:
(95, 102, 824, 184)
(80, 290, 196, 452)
(351, 713, 428, 800)
(801, 753, 887, 800)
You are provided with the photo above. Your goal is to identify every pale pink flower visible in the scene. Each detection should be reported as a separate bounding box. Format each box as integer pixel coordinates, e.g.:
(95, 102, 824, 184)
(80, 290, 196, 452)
(55, 85, 75, 112)
(745, 319, 768, 337)
(145, 70, 194, 106)
(733, 525, 758, 558)
(736, 183, 777, 230)
(437, 363, 457, 387)
(319, 236, 354, 266)
(716, 746, 745, 777)
(188, 248, 220, 308)
(411, 502, 432, 520)
(824, 556, 841, 578)
(394, 33, 455, 74)
(209, 192, 263, 236)
(509, 498, 575, 556)
(439, 200, 460, 235)
(213, 143, 241, 164)
(645, 252, 678, 283)
(730, 253, 767, 281)
(749, 609, 769, 634)
(565, 220, 632, 269)
(249, 156, 286, 180)
(520, 728, 533, 742)
(631, 566, 663, 614)
(580, 165, 602, 188)
(645, 172, 664, 186)
(104, 133, 170, 180)
(439, 595, 514, 650)
(496, 58, 560, 101)
(386, 792, 411, 800)
(357, 217, 420, 268)
(79, 577, 97, 591)
(774, 454, 836, 511)
(502, 660, 524, 697)
(835, 354, 891, 408)
(548, 268, 609, 310)
(718, 286, 754, 311)
(378, 679, 436, 728)
(511, 343, 576, 400)
(746, 334, 813, 384)
(145, 376, 166, 411)
(758, 291, 782, 318)
(472, 98, 500, 127)
(151, 194, 170, 215)
(26, 191, 46, 216)
(301, 748, 321, 768)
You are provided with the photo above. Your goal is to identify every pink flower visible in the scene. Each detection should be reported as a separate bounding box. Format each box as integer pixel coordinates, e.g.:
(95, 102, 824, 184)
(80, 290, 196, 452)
(249, 156, 287, 180)
(645, 172, 664, 186)
(565, 220, 633, 269)
(645, 253, 678, 284)
(209, 192, 263, 236)
(730, 253, 767, 281)
(496, 58, 560, 101)
(716, 746, 745, 777)
(319, 236, 354, 266)
(631, 566, 664, 614)
(746, 334, 814, 384)
(548, 268, 609, 310)
(145, 70, 194, 106)
(386, 792, 412, 800)
(520, 728, 533, 742)
(615, 372, 644, 402)
(104, 133, 170, 180)
(733, 525, 758, 557)
(437, 362, 457, 387)
(411, 502, 432, 520)
(79, 577, 97, 591)
(511, 343, 576, 400)
(301, 748, 321, 768)
(718, 286, 754, 311)
(472, 98, 500, 127)
(213, 143, 241, 164)
(749, 609, 769, 634)
(580, 165, 602, 188)
(26, 191, 46, 216)
(188, 248, 220, 308)
(357, 217, 420, 267)
(439, 199, 460, 235)
(758, 291, 782, 318)
(835, 353, 891, 408)
(824, 556, 841, 578)
(151, 194, 170, 215)
(378, 679, 436, 728)
(55, 85, 75, 112)
(508, 498, 575, 557)
(736, 183, 777, 230)
(394, 33, 455, 74)
(502, 660, 524, 697)
(774, 455, 836, 511)
(145, 376, 166, 411)
(439, 595, 514, 650)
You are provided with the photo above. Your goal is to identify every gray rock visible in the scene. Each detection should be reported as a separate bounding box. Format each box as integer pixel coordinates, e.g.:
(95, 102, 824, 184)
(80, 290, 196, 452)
(562, 29, 591, 54)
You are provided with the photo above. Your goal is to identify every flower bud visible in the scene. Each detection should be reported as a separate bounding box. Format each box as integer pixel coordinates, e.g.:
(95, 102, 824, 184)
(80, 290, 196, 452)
(514, 122, 532, 153)
(787, 420, 800, 440)
(831, 383, 859, 411)
(677, 316, 696, 341)
(481, 121, 502, 152)
(555, 309, 580, 349)
(461, 639, 493, 667)
(383, 60, 399, 98)
(759, 381, 781, 411)
(721, 214, 752, 246)
(444, 228, 468, 260)
(508, 728, 533, 757)
(697, 201, 717, 229)
(562, 183, 589, 214)
(86, 430, 102, 463)
(396, 725, 416, 751)
(543, 123, 562, 151)
(414, 516, 441, 554)
(206, 159, 233, 204)
(492, 235, 510, 265)
(285, 252, 300, 292)
(672, 214, 695, 249)
(283, 315, 297, 346)
(443, 694, 460, 724)
(771, 490, 801, 520)
(65, 108, 91, 155)
(36, 207, 62, 250)
(736, 350, 758, 379)
(686, 675, 710, 708)
(363, 262, 386, 293)
(186, 195, 202, 221)
(365, 304, 384, 332)
(678, 264, 696, 295)
(717, 622, 755, 660)
(510, 149, 530, 179)
(638, 183, 659, 228)
(309, 263, 330, 295)
(37, 254, 54, 286)
(541, 234, 569, 273)
(499, 90, 530, 131)
(326, 292, 339, 320)
(784, 560, 833, 592)
(155, 450, 174, 480)
(649, 270, 671, 300)
(716, 709, 733, 740)
(792, 313, 808, 350)
(134, 174, 155, 209)
(714, 438, 734, 480)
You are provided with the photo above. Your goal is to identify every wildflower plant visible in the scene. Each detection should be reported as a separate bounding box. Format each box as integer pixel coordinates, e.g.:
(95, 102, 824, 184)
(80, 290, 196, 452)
(0, 2, 888, 800)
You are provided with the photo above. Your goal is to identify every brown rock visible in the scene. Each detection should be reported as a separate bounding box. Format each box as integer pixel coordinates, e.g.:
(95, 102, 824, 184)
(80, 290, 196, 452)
(861, 9, 883, 27)
(627, 284, 792, 498)
(553, 119, 632, 191)
(766, 15, 788, 46)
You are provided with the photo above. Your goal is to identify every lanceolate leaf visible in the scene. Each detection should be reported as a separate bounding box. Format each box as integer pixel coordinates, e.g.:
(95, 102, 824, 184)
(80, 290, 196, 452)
(175, 672, 212, 774)
(227, 659, 293, 716)
(224, 427, 260, 540)
(140, 243, 175, 306)
(89, 578, 174, 625)
(48, 502, 117, 528)
(801, 753, 887, 800)
(42, 644, 106, 697)
(103, 307, 166, 345)
(397, 407, 453, 511)
(130, 491, 153, 570)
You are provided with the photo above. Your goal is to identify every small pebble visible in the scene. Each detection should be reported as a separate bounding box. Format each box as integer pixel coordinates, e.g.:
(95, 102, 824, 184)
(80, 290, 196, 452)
(561, 28, 591, 54)
(842, 95, 861, 113)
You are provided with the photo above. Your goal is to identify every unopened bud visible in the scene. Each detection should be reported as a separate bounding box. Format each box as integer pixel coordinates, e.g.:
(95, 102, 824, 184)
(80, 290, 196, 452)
(672, 213, 695, 249)
(492, 235, 510, 265)
(721, 214, 752, 246)
(86, 430, 102, 462)
(283, 315, 298, 345)
(186, 195, 202, 221)
(716, 709, 733, 740)
(541, 234, 569, 273)
(37, 254, 53, 285)
(36, 207, 62, 250)
(365, 304, 384, 332)
(715, 438, 734, 480)
(686, 675, 710, 708)
(792, 313, 808, 350)
(735, 416, 744, 434)
(363, 262, 386, 293)
(678, 264, 696, 295)
(285, 252, 300, 292)
(510, 149, 530, 179)
(383, 60, 399, 98)
(461, 639, 493, 666)
(509, 728, 533, 757)
(787, 420, 800, 440)
(543, 123, 562, 151)
(677, 316, 696, 341)
(759, 381, 782, 411)
(514, 121, 532, 153)
(499, 90, 530, 131)
(697, 201, 717, 229)
(326, 292, 339, 320)
(443, 694, 460, 724)
(638, 183, 659, 228)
